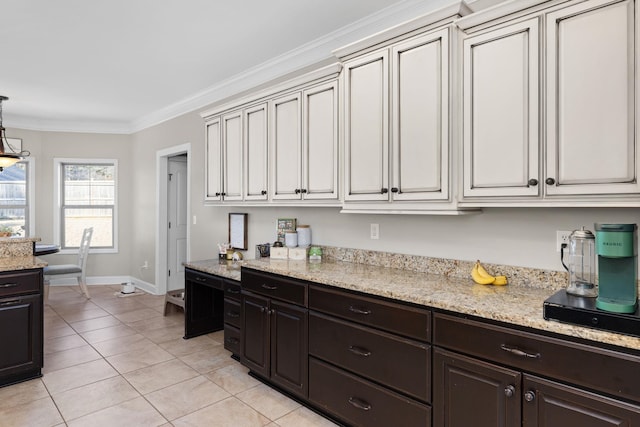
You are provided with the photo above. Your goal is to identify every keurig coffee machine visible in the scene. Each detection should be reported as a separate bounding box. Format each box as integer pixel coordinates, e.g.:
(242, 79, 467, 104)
(595, 223, 638, 314)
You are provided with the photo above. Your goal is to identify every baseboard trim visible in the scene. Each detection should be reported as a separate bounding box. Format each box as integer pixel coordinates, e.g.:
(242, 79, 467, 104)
(48, 276, 160, 295)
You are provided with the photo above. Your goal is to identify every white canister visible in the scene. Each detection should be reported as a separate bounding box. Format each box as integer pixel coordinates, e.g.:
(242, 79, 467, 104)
(285, 231, 298, 247)
(297, 225, 311, 248)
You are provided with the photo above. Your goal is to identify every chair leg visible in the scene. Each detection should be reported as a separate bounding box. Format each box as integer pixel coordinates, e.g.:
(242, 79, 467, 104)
(43, 279, 50, 303)
(77, 277, 90, 299)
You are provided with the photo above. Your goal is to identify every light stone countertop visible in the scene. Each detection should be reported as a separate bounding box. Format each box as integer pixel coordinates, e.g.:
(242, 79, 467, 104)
(0, 256, 48, 272)
(185, 257, 640, 353)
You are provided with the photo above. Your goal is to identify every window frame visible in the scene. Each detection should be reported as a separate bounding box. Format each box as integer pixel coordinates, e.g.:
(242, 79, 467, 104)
(0, 157, 35, 237)
(53, 158, 118, 254)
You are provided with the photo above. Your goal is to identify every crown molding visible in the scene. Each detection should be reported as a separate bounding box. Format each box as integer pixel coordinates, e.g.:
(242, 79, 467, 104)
(5, 113, 131, 134)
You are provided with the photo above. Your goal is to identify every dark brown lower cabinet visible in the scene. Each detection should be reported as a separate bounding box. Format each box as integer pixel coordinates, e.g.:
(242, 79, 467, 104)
(241, 291, 308, 399)
(184, 269, 224, 339)
(223, 280, 242, 357)
(0, 269, 43, 387)
(309, 357, 431, 427)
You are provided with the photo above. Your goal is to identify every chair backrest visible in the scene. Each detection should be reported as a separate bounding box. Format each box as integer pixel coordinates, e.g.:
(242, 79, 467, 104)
(77, 227, 93, 270)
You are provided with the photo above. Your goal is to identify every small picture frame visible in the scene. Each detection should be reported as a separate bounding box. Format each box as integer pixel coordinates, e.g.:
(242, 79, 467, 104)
(276, 218, 296, 243)
(229, 213, 248, 250)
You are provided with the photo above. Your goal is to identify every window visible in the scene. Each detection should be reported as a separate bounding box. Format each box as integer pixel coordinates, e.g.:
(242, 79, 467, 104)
(54, 159, 117, 253)
(0, 159, 34, 237)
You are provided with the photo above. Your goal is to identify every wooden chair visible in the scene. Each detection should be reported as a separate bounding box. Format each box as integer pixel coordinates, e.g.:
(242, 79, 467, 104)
(44, 227, 93, 300)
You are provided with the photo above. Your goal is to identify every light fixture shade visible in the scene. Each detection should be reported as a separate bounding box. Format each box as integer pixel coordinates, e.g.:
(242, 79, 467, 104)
(0, 154, 20, 168)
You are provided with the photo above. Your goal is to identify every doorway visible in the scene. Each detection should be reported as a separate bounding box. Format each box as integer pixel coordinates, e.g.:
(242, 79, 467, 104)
(156, 144, 191, 295)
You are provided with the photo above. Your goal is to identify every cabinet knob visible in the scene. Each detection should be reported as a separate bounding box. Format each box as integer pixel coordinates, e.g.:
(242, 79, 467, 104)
(504, 385, 516, 398)
(221, 192, 226, 196)
(391, 187, 399, 193)
(295, 189, 301, 194)
(545, 177, 556, 185)
(214, 192, 221, 196)
(528, 178, 538, 186)
(301, 189, 307, 194)
(381, 188, 389, 194)
(524, 391, 536, 402)
(261, 190, 267, 195)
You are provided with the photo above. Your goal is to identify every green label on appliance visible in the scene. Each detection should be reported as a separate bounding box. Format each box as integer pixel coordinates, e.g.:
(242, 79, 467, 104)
(596, 231, 635, 257)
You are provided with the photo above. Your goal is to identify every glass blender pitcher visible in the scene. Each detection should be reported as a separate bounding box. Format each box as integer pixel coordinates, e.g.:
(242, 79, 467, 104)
(562, 227, 597, 297)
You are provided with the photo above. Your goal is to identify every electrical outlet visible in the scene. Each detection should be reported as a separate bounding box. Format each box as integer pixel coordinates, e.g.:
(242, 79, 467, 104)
(556, 231, 571, 252)
(142, 261, 149, 269)
(370, 223, 380, 240)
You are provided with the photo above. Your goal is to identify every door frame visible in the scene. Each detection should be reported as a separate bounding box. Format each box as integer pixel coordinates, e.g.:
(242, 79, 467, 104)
(156, 143, 191, 295)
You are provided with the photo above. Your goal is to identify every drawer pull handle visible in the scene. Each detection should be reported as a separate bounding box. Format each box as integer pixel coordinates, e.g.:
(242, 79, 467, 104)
(226, 288, 240, 294)
(348, 305, 371, 315)
(0, 298, 21, 306)
(348, 397, 371, 411)
(0, 283, 18, 288)
(261, 284, 278, 291)
(348, 345, 372, 357)
(194, 277, 207, 282)
(500, 344, 540, 359)
(226, 311, 240, 318)
(225, 337, 239, 345)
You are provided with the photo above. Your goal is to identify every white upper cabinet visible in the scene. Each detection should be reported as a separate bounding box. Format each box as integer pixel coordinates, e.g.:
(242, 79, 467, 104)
(459, 0, 639, 205)
(270, 92, 302, 200)
(392, 29, 450, 202)
(205, 117, 222, 201)
(303, 80, 339, 200)
(344, 49, 389, 202)
(221, 111, 243, 201)
(545, 0, 639, 197)
(462, 18, 540, 199)
(244, 103, 268, 201)
(342, 27, 453, 207)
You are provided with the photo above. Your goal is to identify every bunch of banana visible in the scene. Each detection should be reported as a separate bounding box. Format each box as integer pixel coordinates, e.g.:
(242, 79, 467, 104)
(471, 260, 508, 286)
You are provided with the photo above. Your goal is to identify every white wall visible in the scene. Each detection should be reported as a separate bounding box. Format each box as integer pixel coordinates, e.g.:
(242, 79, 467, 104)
(5, 127, 133, 278)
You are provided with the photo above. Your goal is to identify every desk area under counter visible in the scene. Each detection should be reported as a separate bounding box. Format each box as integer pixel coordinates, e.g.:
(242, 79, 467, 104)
(184, 255, 640, 426)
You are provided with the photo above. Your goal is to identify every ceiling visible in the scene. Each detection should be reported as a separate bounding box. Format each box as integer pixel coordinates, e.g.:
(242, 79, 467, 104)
(2, 0, 458, 134)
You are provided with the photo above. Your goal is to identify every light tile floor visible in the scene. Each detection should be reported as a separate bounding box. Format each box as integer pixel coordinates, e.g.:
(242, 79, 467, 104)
(0, 285, 339, 427)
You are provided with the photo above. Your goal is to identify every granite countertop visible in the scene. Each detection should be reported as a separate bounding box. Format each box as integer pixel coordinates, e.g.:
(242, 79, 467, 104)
(0, 256, 48, 272)
(185, 257, 640, 352)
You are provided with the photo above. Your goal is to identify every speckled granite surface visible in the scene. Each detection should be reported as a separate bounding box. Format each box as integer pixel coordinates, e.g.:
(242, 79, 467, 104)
(0, 237, 40, 258)
(183, 259, 241, 282)
(0, 256, 47, 272)
(241, 258, 640, 352)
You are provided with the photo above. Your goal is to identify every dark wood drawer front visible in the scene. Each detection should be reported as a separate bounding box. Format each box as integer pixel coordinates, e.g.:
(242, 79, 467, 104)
(309, 312, 430, 403)
(186, 269, 223, 290)
(223, 280, 241, 302)
(309, 285, 430, 341)
(224, 324, 241, 355)
(0, 270, 41, 298)
(309, 357, 431, 427)
(242, 269, 306, 306)
(224, 298, 241, 328)
(434, 312, 640, 403)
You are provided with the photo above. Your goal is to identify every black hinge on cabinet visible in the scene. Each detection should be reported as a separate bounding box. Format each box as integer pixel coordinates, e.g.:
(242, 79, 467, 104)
(168, 222, 171, 229)
(168, 173, 173, 181)
(168, 270, 171, 277)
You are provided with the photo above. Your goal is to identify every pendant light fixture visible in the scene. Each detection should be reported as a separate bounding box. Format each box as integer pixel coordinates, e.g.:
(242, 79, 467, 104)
(0, 96, 28, 171)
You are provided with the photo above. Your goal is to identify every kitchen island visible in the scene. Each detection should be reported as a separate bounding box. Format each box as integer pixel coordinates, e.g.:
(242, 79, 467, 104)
(0, 237, 47, 387)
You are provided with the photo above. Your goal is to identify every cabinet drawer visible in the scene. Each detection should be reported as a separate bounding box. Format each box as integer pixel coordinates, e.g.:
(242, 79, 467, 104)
(309, 357, 431, 427)
(223, 280, 241, 302)
(309, 285, 430, 341)
(0, 270, 41, 298)
(241, 268, 307, 306)
(224, 324, 241, 355)
(186, 269, 223, 290)
(224, 298, 241, 328)
(309, 312, 430, 402)
(433, 312, 640, 403)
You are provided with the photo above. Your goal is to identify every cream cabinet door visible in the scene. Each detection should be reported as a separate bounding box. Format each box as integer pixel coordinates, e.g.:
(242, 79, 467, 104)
(344, 49, 389, 201)
(462, 18, 540, 198)
(244, 103, 268, 201)
(222, 111, 243, 201)
(270, 92, 302, 200)
(391, 28, 450, 201)
(205, 117, 222, 201)
(302, 80, 339, 200)
(545, 0, 639, 196)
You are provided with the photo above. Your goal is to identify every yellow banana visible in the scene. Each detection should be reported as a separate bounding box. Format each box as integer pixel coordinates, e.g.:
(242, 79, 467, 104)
(471, 261, 495, 285)
(492, 275, 508, 286)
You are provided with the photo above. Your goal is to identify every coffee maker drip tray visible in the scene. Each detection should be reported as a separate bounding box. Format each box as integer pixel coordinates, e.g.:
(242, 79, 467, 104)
(544, 290, 640, 338)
